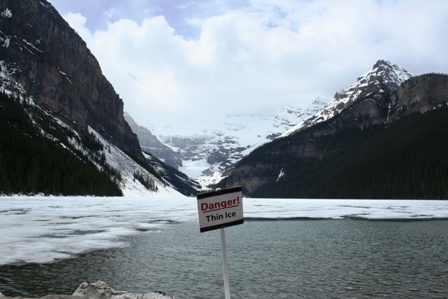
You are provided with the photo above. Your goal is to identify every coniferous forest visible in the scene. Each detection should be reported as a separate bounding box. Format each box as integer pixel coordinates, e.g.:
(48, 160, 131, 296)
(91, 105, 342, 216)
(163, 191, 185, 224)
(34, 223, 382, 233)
(252, 108, 448, 199)
(0, 93, 123, 196)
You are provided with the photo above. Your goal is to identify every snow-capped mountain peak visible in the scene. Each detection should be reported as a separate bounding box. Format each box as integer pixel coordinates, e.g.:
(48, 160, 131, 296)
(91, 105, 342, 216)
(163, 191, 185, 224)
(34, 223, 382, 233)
(283, 60, 413, 136)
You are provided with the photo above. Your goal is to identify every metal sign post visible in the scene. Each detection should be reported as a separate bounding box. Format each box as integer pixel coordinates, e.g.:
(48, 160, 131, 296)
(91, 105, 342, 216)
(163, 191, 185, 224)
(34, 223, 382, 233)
(197, 186, 244, 299)
(220, 228, 230, 299)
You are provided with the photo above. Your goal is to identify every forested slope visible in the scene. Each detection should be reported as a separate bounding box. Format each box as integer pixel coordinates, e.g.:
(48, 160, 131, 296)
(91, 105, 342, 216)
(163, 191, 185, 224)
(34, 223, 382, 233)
(252, 108, 448, 199)
(0, 93, 123, 196)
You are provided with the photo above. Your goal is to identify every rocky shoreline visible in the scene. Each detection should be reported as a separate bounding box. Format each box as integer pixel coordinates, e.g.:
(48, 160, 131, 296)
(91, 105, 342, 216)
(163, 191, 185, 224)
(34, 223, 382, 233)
(0, 281, 173, 299)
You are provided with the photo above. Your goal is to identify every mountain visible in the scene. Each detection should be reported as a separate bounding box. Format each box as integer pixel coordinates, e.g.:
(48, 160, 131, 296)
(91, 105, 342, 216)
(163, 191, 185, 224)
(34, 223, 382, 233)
(0, 0, 195, 196)
(282, 60, 412, 136)
(217, 61, 448, 199)
(0, 0, 143, 162)
(131, 98, 327, 188)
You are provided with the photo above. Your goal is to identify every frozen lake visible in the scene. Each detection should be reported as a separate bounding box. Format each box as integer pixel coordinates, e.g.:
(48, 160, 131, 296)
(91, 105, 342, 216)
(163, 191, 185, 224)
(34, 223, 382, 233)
(1, 197, 448, 298)
(1, 196, 448, 265)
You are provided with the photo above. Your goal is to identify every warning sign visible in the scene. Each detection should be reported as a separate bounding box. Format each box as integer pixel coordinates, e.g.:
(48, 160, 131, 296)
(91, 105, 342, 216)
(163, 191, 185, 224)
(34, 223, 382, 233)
(197, 186, 244, 233)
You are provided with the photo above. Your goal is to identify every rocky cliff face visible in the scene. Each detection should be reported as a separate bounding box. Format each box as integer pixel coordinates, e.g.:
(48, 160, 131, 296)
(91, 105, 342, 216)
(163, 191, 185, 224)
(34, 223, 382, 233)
(389, 73, 448, 122)
(0, 0, 143, 162)
(323, 73, 448, 133)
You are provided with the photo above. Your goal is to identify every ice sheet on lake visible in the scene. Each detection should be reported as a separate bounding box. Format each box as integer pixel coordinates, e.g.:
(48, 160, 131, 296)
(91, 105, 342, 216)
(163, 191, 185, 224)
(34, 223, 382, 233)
(1, 196, 448, 265)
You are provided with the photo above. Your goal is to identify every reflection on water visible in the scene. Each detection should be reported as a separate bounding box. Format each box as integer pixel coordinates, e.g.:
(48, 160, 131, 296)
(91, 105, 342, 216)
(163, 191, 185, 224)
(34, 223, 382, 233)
(1, 220, 448, 299)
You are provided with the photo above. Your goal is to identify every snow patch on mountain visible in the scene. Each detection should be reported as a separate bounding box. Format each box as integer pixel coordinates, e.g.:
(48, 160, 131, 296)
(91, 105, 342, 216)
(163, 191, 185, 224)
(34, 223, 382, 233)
(1, 8, 12, 19)
(88, 127, 183, 198)
(0, 60, 25, 96)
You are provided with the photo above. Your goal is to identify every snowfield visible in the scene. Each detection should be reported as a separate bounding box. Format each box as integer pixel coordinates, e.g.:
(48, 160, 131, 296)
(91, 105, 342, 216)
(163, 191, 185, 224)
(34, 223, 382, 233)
(1, 196, 448, 265)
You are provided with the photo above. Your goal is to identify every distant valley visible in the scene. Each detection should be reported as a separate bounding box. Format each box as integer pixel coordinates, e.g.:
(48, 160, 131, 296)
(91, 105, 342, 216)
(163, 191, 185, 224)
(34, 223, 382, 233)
(125, 97, 327, 187)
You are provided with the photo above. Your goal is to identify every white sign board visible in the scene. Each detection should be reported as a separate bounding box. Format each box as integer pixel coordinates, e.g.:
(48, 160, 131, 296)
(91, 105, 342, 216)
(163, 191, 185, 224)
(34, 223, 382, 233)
(197, 186, 244, 233)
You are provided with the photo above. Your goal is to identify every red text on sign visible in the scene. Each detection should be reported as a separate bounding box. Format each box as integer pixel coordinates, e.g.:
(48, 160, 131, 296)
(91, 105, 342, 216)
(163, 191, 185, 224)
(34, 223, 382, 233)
(201, 196, 240, 213)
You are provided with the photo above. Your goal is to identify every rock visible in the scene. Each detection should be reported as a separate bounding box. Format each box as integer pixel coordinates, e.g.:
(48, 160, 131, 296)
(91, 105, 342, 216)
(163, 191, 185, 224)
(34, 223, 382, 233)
(72, 281, 173, 299)
(72, 281, 126, 299)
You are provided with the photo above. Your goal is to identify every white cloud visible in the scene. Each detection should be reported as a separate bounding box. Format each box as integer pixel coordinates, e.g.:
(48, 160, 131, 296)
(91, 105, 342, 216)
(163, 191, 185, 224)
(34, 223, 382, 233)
(61, 0, 448, 134)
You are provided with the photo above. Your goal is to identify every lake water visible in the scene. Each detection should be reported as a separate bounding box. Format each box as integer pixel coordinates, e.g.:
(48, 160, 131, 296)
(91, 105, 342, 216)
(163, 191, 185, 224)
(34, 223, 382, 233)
(1, 219, 448, 299)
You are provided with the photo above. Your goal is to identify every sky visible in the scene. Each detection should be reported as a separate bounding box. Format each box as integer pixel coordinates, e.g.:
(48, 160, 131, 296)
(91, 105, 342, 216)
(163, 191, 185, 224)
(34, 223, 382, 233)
(47, 0, 448, 134)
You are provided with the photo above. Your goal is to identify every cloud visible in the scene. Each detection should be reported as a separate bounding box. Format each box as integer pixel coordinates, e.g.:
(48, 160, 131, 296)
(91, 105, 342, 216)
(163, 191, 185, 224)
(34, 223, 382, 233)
(61, 0, 448, 134)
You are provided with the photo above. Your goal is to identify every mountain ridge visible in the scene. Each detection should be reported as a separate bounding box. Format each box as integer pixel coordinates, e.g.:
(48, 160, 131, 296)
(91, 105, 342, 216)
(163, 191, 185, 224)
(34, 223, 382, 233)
(283, 60, 413, 136)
